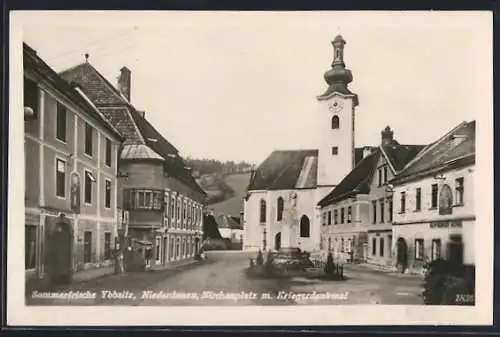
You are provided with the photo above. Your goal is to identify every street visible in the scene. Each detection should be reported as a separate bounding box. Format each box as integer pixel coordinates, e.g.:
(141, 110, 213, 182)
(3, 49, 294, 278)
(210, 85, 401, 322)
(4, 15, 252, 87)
(27, 251, 424, 306)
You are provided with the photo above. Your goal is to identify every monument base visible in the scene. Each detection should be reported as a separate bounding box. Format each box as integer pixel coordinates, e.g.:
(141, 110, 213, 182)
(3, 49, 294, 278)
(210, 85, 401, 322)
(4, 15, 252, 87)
(273, 247, 313, 271)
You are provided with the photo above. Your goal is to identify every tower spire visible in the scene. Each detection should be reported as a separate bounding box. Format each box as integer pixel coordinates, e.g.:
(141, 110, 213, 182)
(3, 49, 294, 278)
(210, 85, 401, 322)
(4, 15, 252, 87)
(317, 34, 357, 104)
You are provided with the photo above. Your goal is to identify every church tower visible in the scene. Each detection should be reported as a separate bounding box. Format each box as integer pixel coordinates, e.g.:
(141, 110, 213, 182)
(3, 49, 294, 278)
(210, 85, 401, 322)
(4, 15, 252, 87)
(316, 34, 359, 192)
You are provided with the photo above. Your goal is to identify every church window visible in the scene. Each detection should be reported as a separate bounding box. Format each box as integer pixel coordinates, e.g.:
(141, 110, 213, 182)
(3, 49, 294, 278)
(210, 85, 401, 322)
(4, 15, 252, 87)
(331, 115, 340, 129)
(277, 197, 284, 221)
(260, 199, 267, 223)
(300, 215, 310, 238)
(332, 147, 338, 155)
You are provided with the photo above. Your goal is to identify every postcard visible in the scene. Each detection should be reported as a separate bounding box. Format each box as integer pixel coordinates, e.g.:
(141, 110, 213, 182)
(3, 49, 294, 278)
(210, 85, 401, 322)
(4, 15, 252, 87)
(7, 10, 493, 326)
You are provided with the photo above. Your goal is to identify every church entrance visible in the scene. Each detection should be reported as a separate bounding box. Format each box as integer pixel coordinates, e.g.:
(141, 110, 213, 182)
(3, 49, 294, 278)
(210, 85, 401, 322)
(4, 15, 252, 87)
(396, 237, 408, 273)
(274, 232, 281, 251)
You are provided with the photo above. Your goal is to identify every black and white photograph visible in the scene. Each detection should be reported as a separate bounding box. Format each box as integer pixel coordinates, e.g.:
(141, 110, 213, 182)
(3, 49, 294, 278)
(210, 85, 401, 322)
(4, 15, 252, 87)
(7, 11, 493, 326)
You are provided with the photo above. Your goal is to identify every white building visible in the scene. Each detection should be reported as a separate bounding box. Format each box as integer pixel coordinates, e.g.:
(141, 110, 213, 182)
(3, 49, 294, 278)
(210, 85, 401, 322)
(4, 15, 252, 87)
(390, 121, 475, 274)
(243, 35, 363, 252)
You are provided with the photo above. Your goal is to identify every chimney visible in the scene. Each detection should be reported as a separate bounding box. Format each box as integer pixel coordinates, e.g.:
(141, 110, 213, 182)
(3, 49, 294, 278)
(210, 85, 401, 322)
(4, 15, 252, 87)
(117, 66, 131, 102)
(381, 126, 394, 146)
(136, 110, 145, 118)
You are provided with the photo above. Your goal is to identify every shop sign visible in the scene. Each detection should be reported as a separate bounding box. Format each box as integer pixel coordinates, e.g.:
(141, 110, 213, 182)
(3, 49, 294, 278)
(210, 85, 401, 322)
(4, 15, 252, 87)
(429, 221, 462, 229)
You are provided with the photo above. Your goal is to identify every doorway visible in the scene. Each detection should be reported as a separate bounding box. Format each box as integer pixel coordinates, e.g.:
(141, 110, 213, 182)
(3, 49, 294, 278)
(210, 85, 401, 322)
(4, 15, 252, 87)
(47, 219, 73, 285)
(274, 232, 281, 251)
(447, 234, 464, 266)
(396, 237, 408, 273)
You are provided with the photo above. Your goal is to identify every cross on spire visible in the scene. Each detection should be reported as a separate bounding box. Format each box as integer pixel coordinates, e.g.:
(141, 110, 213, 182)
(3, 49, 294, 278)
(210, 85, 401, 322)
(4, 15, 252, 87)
(84, 53, 89, 62)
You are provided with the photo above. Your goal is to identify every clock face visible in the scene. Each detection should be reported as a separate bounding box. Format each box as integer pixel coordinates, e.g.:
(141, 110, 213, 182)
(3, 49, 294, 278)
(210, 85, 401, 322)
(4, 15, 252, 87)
(328, 100, 344, 113)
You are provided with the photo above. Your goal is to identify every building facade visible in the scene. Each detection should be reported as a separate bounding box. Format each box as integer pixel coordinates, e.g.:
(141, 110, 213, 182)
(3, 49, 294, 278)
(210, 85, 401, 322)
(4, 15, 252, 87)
(24, 43, 123, 285)
(318, 127, 424, 264)
(243, 34, 360, 252)
(60, 58, 206, 268)
(391, 121, 475, 274)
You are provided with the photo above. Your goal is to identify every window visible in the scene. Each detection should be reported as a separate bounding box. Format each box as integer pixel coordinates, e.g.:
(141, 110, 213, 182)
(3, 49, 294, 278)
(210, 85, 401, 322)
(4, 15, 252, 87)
(300, 215, 310, 238)
(105, 138, 112, 167)
(84, 171, 95, 204)
(379, 198, 385, 223)
(55, 158, 66, 198)
(383, 166, 388, 184)
(83, 231, 92, 263)
(372, 201, 377, 224)
(415, 188, 421, 211)
(334, 210, 338, 224)
(347, 206, 352, 223)
(341, 238, 345, 252)
(104, 180, 111, 209)
(171, 196, 176, 220)
(84, 123, 93, 156)
(340, 208, 345, 223)
(378, 168, 382, 186)
(24, 76, 38, 118)
(331, 115, 340, 129)
(400, 192, 406, 213)
(431, 239, 442, 261)
(156, 237, 161, 262)
(431, 184, 438, 208)
(455, 177, 464, 205)
(327, 211, 332, 225)
(415, 239, 424, 260)
(104, 232, 112, 260)
(56, 102, 67, 142)
(176, 199, 181, 221)
(372, 238, 377, 256)
(331, 147, 338, 155)
(322, 212, 327, 226)
(25, 225, 37, 269)
(388, 197, 393, 222)
(127, 189, 164, 210)
(380, 237, 385, 257)
(260, 199, 266, 223)
(277, 197, 284, 221)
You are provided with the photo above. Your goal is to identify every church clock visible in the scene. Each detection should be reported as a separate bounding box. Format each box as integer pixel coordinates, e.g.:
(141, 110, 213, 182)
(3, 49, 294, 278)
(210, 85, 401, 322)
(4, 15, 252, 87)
(328, 100, 344, 113)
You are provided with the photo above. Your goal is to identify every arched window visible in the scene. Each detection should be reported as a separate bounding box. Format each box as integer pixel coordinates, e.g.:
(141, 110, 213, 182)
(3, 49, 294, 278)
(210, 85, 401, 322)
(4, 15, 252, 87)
(277, 197, 284, 221)
(300, 215, 310, 238)
(331, 115, 340, 129)
(260, 199, 267, 223)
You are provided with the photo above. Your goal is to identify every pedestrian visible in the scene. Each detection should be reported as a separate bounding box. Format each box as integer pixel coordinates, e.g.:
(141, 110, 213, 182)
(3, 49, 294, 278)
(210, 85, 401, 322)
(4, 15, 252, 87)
(145, 248, 152, 268)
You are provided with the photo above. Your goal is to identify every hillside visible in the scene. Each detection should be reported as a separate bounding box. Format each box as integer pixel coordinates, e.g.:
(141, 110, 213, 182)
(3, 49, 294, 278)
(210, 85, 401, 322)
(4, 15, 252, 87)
(208, 173, 251, 217)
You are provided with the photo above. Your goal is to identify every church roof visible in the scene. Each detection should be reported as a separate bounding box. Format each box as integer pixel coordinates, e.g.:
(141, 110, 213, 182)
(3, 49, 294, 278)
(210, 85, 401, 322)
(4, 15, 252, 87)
(247, 147, 373, 191)
(391, 120, 475, 185)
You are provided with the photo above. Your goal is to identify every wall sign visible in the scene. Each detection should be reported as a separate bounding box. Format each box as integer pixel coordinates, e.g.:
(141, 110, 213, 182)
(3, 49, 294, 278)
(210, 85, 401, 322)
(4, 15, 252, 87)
(429, 221, 462, 229)
(438, 184, 453, 215)
(70, 172, 81, 214)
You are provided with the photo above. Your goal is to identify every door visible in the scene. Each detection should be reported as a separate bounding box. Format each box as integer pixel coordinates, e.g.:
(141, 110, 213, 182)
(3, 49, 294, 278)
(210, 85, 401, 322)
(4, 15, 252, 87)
(447, 235, 464, 266)
(274, 232, 281, 251)
(47, 219, 73, 285)
(396, 237, 408, 273)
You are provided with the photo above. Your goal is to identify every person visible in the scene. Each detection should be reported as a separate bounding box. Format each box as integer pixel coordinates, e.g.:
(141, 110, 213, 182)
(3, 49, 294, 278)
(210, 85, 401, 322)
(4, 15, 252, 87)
(145, 248, 152, 268)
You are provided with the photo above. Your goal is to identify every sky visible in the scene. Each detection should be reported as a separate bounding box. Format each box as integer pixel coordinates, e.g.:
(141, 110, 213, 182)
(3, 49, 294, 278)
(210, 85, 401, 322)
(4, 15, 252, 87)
(16, 11, 490, 165)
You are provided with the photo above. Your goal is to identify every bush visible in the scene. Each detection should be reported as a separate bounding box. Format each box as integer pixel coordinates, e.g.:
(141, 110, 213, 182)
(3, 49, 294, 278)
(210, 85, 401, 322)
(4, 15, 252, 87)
(422, 259, 475, 305)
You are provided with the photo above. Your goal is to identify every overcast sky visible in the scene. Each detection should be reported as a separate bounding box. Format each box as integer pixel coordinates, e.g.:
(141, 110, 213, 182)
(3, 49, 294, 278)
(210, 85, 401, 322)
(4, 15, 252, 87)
(17, 11, 490, 164)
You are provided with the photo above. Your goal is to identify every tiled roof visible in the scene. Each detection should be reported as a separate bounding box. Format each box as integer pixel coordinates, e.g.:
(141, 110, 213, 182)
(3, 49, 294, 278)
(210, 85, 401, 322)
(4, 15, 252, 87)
(318, 150, 381, 206)
(392, 121, 475, 183)
(23, 43, 123, 141)
(59, 59, 205, 196)
(203, 215, 223, 240)
(120, 144, 164, 161)
(59, 62, 128, 106)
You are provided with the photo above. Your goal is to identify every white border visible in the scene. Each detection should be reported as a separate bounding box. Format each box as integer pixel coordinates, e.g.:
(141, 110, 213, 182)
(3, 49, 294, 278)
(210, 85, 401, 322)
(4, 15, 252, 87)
(8, 11, 493, 326)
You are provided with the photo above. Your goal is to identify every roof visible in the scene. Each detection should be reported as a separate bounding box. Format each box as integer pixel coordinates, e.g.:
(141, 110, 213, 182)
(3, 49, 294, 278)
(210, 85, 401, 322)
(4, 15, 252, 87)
(59, 59, 205, 196)
(59, 62, 129, 106)
(318, 150, 380, 206)
(382, 142, 427, 171)
(247, 150, 318, 190)
(391, 121, 475, 184)
(120, 144, 164, 161)
(318, 141, 425, 207)
(247, 147, 372, 191)
(213, 214, 243, 230)
(203, 215, 223, 240)
(23, 43, 123, 141)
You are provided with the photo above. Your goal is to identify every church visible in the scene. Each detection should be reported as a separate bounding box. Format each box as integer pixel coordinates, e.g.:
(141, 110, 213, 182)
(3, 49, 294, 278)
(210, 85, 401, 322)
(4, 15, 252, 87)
(243, 34, 373, 252)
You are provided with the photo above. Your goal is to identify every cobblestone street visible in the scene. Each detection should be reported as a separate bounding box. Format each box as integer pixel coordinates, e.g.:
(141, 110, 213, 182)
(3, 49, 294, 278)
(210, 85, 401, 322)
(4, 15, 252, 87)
(27, 251, 424, 306)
